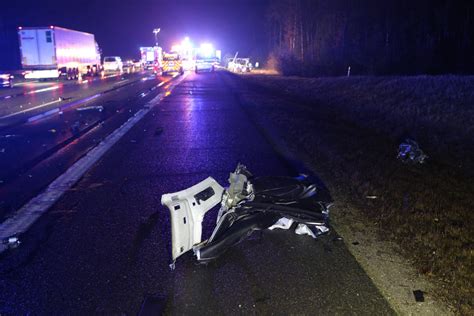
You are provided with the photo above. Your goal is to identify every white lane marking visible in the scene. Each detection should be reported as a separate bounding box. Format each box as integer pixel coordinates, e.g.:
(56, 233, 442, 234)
(0, 74, 187, 253)
(0, 98, 62, 120)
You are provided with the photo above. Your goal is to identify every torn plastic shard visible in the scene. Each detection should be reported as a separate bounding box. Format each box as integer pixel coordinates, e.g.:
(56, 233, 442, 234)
(169, 261, 176, 271)
(268, 217, 294, 230)
(295, 223, 329, 239)
(295, 224, 315, 237)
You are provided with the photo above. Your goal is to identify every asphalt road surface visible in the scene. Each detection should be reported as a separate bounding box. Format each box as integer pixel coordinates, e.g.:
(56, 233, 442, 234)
(0, 71, 395, 314)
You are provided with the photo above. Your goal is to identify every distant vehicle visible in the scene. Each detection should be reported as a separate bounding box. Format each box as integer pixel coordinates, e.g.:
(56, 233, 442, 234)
(133, 60, 143, 70)
(0, 73, 13, 88)
(123, 59, 140, 73)
(195, 58, 216, 73)
(140, 46, 162, 70)
(103, 56, 123, 73)
(228, 58, 252, 73)
(162, 53, 184, 76)
(18, 26, 102, 80)
(195, 44, 220, 73)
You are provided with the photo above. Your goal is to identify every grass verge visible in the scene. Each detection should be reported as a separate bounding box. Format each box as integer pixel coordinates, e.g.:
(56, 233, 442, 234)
(236, 74, 473, 314)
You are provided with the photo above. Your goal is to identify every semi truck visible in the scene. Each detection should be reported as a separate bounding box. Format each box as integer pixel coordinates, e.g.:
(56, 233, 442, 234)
(18, 26, 102, 80)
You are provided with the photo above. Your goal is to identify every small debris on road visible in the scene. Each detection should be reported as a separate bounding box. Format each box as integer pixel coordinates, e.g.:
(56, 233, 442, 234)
(70, 121, 81, 135)
(397, 139, 428, 164)
(352, 241, 360, 245)
(76, 105, 104, 112)
(154, 127, 163, 136)
(413, 290, 425, 302)
(0, 134, 19, 139)
(366, 195, 378, 199)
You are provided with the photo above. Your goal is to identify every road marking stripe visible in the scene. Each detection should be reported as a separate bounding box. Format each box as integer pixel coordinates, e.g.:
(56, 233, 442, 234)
(27, 108, 60, 123)
(0, 74, 187, 253)
(0, 98, 62, 120)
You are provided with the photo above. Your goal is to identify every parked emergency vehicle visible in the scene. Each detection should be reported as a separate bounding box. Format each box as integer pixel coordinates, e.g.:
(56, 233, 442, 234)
(162, 53, 184, 75)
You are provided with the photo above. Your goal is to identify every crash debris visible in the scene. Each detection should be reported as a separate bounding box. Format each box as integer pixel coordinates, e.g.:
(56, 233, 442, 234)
(3, 236, 21, 249)
(397, 139, 428, 164)
(161, 164, 332, 265)
(413, 289, 425, 302)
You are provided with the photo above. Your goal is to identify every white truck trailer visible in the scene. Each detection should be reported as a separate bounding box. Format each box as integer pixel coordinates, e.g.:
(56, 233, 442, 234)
(18, 26, 102, 80)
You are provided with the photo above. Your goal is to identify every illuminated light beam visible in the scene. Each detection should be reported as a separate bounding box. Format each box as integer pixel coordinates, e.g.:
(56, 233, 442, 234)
(158, 81, 165, 87)
(165, 91, 171, 97)
(26, 86, 60, 94)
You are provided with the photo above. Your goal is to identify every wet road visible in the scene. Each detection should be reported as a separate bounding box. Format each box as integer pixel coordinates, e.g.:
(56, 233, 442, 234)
(0, 72, 145, 125)
(0, 72, 394, 314)
(0, 72, 173, 220)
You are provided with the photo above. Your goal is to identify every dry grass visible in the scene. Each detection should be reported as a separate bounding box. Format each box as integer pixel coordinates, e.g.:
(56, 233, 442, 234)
(239, 74, 474, 314)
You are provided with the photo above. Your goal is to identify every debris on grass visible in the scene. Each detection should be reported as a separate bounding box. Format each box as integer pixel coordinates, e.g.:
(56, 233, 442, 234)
(397, 139, 428, 164)
(3, 236, 21, 249)
(413, 290, 425, 302)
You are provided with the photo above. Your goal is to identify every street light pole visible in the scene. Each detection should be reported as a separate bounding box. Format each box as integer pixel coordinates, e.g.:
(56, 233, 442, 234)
(153, 28, 161, 47)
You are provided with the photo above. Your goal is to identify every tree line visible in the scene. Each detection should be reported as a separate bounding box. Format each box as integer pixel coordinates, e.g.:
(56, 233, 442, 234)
(265, 0, 474, 76)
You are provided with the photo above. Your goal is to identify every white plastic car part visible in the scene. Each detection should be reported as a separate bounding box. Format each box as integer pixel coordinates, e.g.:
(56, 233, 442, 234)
(268, 217, 294, 230)
(295, 223, 329, 238)
(161, 177, 224, 262)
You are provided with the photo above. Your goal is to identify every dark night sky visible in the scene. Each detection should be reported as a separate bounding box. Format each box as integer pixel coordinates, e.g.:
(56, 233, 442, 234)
(0, 0, 269, 69)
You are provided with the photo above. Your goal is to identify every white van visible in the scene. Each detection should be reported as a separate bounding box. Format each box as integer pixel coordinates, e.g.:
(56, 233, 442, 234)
(103, 56, 123, 73)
